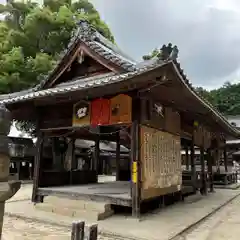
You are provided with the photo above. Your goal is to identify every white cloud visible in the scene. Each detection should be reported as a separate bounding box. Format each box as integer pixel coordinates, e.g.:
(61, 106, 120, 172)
(90, 0, 240, 88)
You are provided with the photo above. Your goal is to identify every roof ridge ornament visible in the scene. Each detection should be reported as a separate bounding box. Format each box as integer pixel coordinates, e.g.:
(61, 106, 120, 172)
(77, 19, 97, 41)
(158, 43, 179, 61)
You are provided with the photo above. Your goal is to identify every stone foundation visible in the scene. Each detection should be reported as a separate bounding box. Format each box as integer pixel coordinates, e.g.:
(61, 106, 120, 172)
(35, 196, 114, 221)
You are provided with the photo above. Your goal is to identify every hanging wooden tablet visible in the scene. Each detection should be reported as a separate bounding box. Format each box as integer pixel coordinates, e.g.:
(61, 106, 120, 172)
(109, 94, 132, 125)
(72, 101, 90, 127)
(90, 98, 110, 126)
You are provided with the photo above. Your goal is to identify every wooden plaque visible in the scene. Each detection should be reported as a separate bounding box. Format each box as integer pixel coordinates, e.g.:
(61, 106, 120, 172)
(90, 98, 110, 126)
(72, 101, 90, 127)
(140, 125, 182, 193)
(109, 94, 132, 125)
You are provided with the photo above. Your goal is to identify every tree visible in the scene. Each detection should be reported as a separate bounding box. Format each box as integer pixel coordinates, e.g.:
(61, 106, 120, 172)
(0, 0, 114, 135)
(0, 0, 114, 94)
(196, 83, 240, 116)
(142, 48, 161, 60)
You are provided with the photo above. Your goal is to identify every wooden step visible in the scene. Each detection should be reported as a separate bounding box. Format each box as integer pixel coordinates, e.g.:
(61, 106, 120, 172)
(35, 196, 114, 221)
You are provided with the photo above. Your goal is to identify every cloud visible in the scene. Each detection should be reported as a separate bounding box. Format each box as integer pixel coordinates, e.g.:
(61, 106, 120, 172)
(90, 0, 240, 89)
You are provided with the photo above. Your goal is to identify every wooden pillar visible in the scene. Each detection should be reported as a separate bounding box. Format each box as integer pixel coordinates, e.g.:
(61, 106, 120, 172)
(70, 138, 77, 170)
(32, 131, 44, 203)
(200, 147, 207, 195)
(190, 138, 197, 192)
(185, 145, 189, 171)
(94, 136, 100, 174)
(207, 149, 214, 192)
(52, 137, 58, 169)
(69, 138, 76, 184)
(223, 145, 228, 173)
(116, 131, 120, 181)
(16, 161, 21, 180)
(216, 139, 220, 173)
(131, 121, 141, 218)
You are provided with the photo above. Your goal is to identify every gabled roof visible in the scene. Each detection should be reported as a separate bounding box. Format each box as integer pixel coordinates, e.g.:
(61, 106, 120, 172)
(0, 60, 167, 104)
(37, 20, 137, 90)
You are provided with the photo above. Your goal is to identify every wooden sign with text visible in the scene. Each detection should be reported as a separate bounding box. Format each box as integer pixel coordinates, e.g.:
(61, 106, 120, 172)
(72, 101, 90, 127)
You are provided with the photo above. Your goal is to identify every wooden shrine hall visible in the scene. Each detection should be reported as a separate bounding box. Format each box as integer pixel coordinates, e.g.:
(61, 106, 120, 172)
(1, 20, 240, 218)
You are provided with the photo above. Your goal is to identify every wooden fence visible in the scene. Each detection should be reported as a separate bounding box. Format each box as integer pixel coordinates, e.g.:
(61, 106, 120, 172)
(71, 221, 98, 240)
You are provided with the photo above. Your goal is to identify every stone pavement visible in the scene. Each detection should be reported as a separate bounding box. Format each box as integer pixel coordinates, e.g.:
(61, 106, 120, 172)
(6, 183, 32, 203)
(3, 184, 240, 240)
(177, 194, 240, 240)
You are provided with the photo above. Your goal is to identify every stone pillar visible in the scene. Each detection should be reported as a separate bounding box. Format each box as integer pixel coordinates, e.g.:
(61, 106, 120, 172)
(0, 104, 21, 238)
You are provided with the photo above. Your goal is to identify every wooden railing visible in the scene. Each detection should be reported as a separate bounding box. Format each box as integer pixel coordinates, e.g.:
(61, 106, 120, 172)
(71, 221, 98, 240)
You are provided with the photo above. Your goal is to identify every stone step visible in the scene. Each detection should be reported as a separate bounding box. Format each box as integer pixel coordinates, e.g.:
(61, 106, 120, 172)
(35, 196, 114, 221)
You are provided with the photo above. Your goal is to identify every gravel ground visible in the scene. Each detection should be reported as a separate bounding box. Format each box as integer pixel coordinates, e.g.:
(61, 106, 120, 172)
(2, 215, 70, 240)
(2, 215, 121, 240)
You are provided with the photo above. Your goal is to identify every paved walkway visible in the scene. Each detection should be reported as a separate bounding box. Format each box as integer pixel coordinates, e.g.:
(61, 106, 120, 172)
(3, 184, 240, 240)
(178, 194, 240, 240)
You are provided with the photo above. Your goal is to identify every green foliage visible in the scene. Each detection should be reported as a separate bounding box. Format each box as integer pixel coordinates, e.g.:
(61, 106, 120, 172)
(196, 82, 240, 116)
(142, 48, 161, 60)
(0, 0, 114, 135)
(0, 0, 114, 94)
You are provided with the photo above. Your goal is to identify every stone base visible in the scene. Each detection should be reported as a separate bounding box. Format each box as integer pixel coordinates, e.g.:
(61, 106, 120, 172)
(35, 196, 114, 221)
(214, 182, 240, 190)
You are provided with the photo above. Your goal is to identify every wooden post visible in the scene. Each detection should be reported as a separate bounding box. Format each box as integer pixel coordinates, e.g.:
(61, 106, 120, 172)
(71, 221, 85, 240)
(131, 121, 141, 218)
(200, 147, 207, 195)
(190, 138, 197, 193)
(116, 131, 120, 181)
(223, 146, 228, 173)
(94, 136, 100, 174)
(70, 138, 76, 184)
(216, 138, 220, 173)
(16, 161, 21, 180)
(207, 149, 214, 192)
(32, 131, 44, 203)
(185, 145, 189, 171)
(70, 138, 76, 169)
(88, 224, 98, 240)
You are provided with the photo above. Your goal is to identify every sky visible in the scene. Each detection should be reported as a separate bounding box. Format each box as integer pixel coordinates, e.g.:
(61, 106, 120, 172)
(1, 0, 240, 90)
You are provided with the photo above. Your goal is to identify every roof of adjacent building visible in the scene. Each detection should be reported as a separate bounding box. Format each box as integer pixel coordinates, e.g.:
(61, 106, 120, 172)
(75, 139, 129, 152)
(0, 20, 239, 138)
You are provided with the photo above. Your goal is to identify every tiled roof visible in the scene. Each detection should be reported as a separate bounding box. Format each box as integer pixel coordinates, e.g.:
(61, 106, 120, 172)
(0, 61, 166, 105)
(37, 20, 137, 90)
